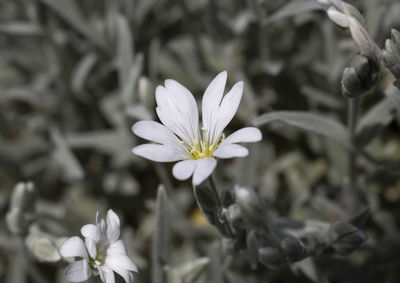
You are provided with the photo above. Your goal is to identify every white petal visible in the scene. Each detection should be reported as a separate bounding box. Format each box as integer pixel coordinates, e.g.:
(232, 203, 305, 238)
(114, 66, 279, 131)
(107, 240, 127, 256)
(327, 7, 349, 27)
(96, 212, 107, 242)
(213, 144, 249, 159)
(207, 81, 243, 145)
(165, 79, 199, 135)
(106, 209, 120, 244)
(98, 267, 115, 283)
(132, 144, 185, 162)
(111, 267, 134, 283)
(202, 71, 227, 130)
(172, 160, 197, 181)
(132, 120, 181, 146)
(332, 0, 344, 11)
(223, 127, 262, 144)
(59, 236, 88, 260)
(192, 158, 217, 186)
(96, 212, 106, 232)
(64, 260, 92, 282)
(81, 224, 100, 242)
(155, 83, 199, 145)
(85, 238, 97, 259)
(106, 255, 138, 273)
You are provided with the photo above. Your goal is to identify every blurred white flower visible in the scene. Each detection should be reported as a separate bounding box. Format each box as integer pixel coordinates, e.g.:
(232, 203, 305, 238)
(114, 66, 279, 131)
(59, 209, 138, 283)
(132, 71, 262, 185)
(317, 0, 376, 56)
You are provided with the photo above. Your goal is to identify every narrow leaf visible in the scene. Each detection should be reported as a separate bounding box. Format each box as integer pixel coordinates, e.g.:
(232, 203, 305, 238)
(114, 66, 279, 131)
(356, 93, 398, 147)
(152, 185, 171, 283)
(253, 111, 350, 148)
(263, 0, 322, 25)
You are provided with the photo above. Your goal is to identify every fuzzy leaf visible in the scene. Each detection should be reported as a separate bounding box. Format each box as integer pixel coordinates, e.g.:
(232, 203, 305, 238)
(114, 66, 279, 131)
(254, 111, 350, 148)
(152, 185, 171, 283)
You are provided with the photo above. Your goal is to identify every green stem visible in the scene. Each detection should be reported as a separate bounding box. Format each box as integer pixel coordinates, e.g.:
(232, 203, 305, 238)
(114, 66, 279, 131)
(207, 176, 236, 237)
(347, 96, 361, 211)
(208, 175, 221, 207)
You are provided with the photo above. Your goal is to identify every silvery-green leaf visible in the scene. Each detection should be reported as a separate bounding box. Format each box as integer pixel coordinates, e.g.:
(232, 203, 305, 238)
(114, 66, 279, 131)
(25, 233, 61, 263)
(291, 258, 328, 283)
(71, 53, 97, 94)
(103, 171, 140, 196)
(6, 250, 26, 283)
(121, 54, 143, 105)
(66, 130, 134, 167)
(254, 111, 350, 148)
(356, 90, 399, 148)
(153, 185, 171, 283)
(301, 86, 343, 110)
(0, 22, 42, 35)
(116, 14, 134, 88)
(36, 0, 107, 50)
(263, 0, 321, 25)
(50, 128, 84, 182)
(166, 257, 209, 283)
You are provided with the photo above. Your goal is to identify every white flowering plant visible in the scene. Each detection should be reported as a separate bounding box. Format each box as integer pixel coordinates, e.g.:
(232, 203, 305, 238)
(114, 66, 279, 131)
(132, 71, 262, 185)
(1, 0, 400, 283)
(59, 210, 138, 283)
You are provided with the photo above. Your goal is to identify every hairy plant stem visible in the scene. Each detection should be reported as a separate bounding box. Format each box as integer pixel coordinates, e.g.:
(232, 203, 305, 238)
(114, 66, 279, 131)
(208, 175, 221, 207)
(208, 176, 235, 237)
(346, 96, 361, 212)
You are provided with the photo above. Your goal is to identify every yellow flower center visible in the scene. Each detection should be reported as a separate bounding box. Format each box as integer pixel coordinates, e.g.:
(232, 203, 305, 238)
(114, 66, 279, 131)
(88, 246, 105, 267)
(181, 130, 225, 160)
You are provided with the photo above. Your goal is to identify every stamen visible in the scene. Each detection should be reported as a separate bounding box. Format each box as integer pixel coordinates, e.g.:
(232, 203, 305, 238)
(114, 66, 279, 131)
(94, 260, 101, 265)
(201, 126, 207, 131)
(180, 140, 184, 144)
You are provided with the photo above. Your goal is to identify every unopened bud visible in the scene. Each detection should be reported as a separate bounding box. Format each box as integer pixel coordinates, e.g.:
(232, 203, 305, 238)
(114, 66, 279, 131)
(235, 186, 268, 229)
(221, 187, 236, 207)
(327, 7, 348, 28)
(348, 17, 376, 57)
(328, 221, 367, 255)
(349, 208, 370, 229)
(342, 55, 379, 98)
(138, 76, 154, 108)
(258, 247, 287, 268)
(193, 185, 219, 225)
(6, 182, 36, 235)
(382, 29, 400, 83)
(281, 236, 309, 262)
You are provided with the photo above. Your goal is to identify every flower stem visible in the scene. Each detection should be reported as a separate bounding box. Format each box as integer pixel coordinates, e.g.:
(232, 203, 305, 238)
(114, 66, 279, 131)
(346, 96, 361, 211)
(208, 175, 221, 207)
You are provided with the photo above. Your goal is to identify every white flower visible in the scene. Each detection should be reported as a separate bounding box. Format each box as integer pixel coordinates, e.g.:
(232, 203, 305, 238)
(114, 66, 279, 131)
(317, 0, 376, 56)
(132, 71, 262, 186)
(59, 209, 138, 283)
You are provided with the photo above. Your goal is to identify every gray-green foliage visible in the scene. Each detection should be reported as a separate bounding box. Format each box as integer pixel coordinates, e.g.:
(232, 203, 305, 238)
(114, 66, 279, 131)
(1, 0, 400, 283)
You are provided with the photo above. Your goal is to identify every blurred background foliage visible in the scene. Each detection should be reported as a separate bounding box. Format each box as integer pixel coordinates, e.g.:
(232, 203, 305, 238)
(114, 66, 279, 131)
(1, 0, 400, 282)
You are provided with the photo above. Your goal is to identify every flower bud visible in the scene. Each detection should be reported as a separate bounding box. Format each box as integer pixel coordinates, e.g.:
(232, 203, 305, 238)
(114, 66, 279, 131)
(349, 208, 370, 229)
(341, 54, 379, 98)
(280, 236, 309, 262)
(138, 76, 154, 108)
(328, 221, 367, 255)
(225, 204, 243, 227)
(258, 247, 287, 268)
(193, 185, 219, 225)
(348, 17, 376, 57)
(382, 29, 400, 83)
(6, 182, 36, 235)
(234, 186, 268, 229)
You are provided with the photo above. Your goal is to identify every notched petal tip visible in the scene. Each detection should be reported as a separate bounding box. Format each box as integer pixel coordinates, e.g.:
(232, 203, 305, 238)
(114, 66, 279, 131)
(59, 236, 88, 260)
(173, 160, 196, 181)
